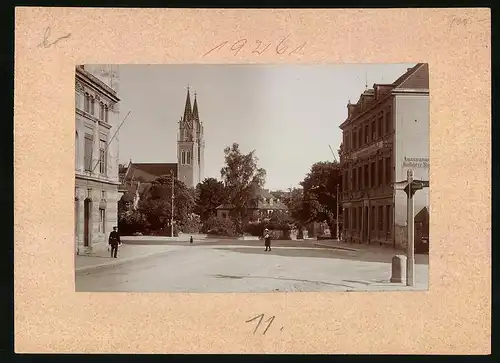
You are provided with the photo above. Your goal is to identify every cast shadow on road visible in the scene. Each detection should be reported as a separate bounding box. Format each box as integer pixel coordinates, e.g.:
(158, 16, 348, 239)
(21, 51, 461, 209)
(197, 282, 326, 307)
(210, 273, 354, 289)
(212, 246, 429, 265)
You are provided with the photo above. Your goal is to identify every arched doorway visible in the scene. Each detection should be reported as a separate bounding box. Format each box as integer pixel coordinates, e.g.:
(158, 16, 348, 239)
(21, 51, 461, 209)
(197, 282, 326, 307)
(84, 198, 92, 247)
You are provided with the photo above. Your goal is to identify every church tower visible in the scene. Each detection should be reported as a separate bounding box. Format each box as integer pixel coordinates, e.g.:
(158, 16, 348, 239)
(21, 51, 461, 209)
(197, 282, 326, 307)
(177, 87, 204, 188)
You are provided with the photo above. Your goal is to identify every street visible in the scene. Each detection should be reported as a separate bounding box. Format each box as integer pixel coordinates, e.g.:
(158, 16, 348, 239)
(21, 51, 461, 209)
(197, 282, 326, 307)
(75, 239, 429, 292)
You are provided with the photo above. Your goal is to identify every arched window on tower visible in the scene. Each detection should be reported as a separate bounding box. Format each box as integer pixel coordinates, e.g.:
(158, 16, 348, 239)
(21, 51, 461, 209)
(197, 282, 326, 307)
(181, 150, 186, 165)
(186, 150, 191, 165)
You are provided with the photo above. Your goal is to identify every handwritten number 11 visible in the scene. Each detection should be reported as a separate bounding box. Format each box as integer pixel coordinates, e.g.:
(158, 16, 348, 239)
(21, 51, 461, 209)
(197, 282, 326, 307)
(246, 313, 276, 335)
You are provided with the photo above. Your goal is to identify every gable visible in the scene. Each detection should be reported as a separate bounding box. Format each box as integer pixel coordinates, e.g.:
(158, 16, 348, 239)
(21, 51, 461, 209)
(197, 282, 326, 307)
(395, 63, 429, 90)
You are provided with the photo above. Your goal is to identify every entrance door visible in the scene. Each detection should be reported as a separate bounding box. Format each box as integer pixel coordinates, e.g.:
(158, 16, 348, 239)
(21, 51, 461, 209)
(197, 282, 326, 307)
(84, 198, 91, 247)
(75, 198, 79, 252)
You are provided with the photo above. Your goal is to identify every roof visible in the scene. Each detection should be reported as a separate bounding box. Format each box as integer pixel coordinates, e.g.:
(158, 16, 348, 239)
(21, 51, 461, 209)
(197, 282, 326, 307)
(394, 63, 429, 90)
(339, 63, 429, 129)
(123, 163, 178, 183)
(257, 200, 287, 210)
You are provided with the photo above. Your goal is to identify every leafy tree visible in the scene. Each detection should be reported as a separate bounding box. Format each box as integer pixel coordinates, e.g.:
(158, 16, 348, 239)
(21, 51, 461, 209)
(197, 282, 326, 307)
(203, 215, 237, 237)
(300, 161, 342, 238)
(282, 188, 307, 228)
(137, 174, 196, 234)
(118, 197, 147, 235)
(195, 177, 227, 222)
(220, 143, 266, 232)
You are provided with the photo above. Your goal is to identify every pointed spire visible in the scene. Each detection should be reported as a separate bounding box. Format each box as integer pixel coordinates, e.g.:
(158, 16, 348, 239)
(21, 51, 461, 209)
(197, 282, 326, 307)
(192, 91, 200, 123)
(183, 86, 192, 124)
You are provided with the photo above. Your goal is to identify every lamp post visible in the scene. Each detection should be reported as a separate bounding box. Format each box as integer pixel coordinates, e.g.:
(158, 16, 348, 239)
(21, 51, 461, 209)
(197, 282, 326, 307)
(171, 170, 175, 237)
(394, 169, 429, 286)
(336, 184, 340, 240)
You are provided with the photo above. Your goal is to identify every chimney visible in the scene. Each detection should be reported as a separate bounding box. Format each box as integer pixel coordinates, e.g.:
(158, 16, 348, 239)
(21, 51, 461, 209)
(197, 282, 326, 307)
(347, 102, 356, 118)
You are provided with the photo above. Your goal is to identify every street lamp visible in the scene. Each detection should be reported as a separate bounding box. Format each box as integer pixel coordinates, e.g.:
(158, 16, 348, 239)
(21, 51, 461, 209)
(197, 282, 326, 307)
(170, 170, 175, 237)
(393, 169, 429, 286)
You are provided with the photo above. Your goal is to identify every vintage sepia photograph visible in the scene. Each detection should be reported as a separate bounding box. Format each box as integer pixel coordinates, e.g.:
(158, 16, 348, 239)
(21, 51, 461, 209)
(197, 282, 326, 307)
(74, 63, 430, 293)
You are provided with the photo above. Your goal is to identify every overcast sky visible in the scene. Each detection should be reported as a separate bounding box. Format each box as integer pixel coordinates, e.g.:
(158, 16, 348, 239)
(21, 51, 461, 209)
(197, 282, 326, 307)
(116, 63, 415, 190)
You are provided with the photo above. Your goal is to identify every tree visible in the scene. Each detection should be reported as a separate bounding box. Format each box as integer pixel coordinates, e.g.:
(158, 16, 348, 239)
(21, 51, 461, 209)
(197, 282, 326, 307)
(282, 187, 307, 228)
(137, 174, 196, 234)
(300, 161, 342, 238)
(195, 177, 227, 222)
(118, 196, 147, 235)
(220, 143, 266, 232)
(203, 215, 237, 237)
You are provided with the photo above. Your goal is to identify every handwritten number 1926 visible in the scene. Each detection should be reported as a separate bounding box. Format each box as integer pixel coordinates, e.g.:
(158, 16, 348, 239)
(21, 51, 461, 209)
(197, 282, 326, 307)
(245, 313, 277, 335)
(204, 36, 306, 57)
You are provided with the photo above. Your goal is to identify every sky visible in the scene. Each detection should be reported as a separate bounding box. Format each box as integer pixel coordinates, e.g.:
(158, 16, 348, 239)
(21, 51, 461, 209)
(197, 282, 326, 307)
(115, 63, 415, 191)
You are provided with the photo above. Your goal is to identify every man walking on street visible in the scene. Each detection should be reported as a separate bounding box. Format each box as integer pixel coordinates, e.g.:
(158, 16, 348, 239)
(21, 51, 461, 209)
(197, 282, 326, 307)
(108, 226, 121, 258)
(264, 228, 272, 252)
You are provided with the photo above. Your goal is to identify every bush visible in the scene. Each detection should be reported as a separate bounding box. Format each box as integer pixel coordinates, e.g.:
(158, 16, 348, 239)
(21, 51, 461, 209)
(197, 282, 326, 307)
(118, 209, 147, 235)
(181, 214, 202, 234)
(243, 221, 265, 236)
(203, 216, 237, 237)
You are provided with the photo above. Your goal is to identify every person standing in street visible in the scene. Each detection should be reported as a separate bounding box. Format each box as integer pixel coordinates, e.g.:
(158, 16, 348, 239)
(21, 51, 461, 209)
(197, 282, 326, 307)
(264, 228, 272, 252)
(108, 226, 121, 258)
(190, 236, 193, 244)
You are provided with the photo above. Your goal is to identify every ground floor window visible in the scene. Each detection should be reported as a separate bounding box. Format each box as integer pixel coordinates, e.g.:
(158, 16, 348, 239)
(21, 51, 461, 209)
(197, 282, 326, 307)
(386, 205, 392, 236)
(99, 208, 105, 233)
(371, 206, 376, 231)
(378, 206, 384, 232)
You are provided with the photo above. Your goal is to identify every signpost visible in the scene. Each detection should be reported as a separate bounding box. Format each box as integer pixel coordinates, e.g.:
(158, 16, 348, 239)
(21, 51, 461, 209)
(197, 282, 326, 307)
(394, 170, 429, 286)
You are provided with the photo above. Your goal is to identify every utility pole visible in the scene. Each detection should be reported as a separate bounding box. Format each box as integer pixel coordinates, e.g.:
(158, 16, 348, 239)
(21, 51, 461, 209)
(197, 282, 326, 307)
(171, 170, 175, 237)
(406, 169, 415, 286)
(336, 184, 340, 240)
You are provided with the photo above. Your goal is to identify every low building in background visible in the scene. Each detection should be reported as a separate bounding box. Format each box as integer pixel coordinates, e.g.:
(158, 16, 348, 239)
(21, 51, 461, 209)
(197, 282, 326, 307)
(339, 63, 429, 249)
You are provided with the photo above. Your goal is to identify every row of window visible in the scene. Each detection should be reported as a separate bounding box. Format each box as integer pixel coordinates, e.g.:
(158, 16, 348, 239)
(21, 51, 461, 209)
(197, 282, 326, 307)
(181, 150, 192, 165)
(82, 93, 110, 123)
(343, 156, 392, 192)
(78, 132, 107, 174)
(344, 205, 392, 235)
(343, 109, 392, 152)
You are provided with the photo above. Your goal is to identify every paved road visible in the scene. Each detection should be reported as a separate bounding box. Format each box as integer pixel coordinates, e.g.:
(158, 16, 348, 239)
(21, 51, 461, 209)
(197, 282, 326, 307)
(75, 240, 429, 293)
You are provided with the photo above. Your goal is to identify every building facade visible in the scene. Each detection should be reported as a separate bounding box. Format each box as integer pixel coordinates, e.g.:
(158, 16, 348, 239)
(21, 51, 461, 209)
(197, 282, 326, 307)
(75, 65, 122, 254)
(339, 63, 429, 249)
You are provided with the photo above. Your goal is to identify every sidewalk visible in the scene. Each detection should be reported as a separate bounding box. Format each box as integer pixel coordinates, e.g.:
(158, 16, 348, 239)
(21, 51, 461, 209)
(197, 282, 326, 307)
(75, 244, 173, 273)
(312, 239, 410, 256)
(312, 239, 429, 264)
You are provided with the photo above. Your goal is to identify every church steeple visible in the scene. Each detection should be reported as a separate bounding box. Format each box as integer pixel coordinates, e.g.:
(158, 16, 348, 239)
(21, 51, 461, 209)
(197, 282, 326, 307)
(192, 91, 200, 123)
(183, 86, 192, 124)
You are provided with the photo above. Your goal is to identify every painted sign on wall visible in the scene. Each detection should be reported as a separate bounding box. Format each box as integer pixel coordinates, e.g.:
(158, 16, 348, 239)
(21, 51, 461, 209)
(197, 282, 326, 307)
(402, 157, 429, 168)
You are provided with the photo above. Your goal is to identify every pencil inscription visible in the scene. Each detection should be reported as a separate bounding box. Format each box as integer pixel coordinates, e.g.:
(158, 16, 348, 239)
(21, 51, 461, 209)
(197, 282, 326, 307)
(38, 27, 71, 48)
(204, 35, 307, 57)
(245, 313, 283, 335)
(449, 17, 489, 28)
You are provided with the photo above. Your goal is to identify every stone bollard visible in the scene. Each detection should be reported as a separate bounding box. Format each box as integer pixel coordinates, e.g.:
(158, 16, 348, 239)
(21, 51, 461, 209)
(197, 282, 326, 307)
(390, 255, 407, 283)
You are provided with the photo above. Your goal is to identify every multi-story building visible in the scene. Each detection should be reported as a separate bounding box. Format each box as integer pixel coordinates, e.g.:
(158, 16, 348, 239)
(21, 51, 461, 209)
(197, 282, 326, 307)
(339, 63, 429, 249)
(74, 65, 122, 254)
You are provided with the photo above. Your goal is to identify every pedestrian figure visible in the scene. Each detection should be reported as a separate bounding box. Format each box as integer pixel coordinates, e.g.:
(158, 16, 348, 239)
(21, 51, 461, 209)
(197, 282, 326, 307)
(108, 226, 121, 258)
(190, 236, 193, 244)
(264, 228, 272, 252)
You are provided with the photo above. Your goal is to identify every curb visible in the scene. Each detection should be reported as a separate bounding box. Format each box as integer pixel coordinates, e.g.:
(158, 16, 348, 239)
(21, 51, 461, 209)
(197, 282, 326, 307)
(312, 242, 358, 252)
(75, 249, 171, 273)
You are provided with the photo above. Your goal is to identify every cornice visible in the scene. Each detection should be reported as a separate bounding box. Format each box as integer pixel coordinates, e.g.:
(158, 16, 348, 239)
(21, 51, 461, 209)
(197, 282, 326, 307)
(76, 69, 120, 102)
